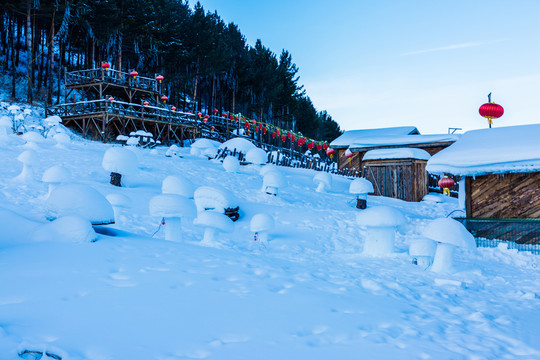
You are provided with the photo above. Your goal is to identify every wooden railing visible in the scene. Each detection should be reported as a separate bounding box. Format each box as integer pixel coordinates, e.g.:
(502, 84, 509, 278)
(66, 68, 159, 92)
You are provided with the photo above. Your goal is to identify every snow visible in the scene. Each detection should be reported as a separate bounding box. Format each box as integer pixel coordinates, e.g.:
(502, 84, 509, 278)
(426, 124, 540, 175)
(194, 186, 237, 213)
(222, 155, 240, 172)
(349, 134, 459, 151)
(190, 138, 220, 156)
(349, 177, 374, 195)
(423, 217, 476, 250)
(313, 172, 332, 192)
(161, 175, 195, 198)
(218, 137, 256, 154)
(44, 184, 115, 225)
(330, 126, 419, 148)
(101, 146, 138, 176)
(363, 147, 431, 161)
(194, 211, 234, 245)
(245, 147, 268, 165)
(1, 107, 540, 359)
(32, 215, 97, 243)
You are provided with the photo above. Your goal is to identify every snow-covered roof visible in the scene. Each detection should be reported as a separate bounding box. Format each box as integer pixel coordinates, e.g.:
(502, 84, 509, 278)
(363, 148, 431, 161)
(426, 124, 540, 176)
(330, 126, 420, 149)
(349, 134, 459, 152)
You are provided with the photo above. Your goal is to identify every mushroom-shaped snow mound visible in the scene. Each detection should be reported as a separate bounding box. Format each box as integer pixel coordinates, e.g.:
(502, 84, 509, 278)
(357, 206, 405, 256)
(349, 178, 374, 195)
(262, 171, 286, 196)
(423, 217, 476, 273)
(260, 163, 278, 176)
(194, 186, 237, 213)
(250, 213, 275, 243)
(218, 138, 256, 155)
(423, 218, 476, 250)
(162, 175, 195, 198)
(22, 131, 46, 144)
(17, 149, 39, 166)
(149, 194, 196, 219)
(313, 172, 332, 192)
(53, 133, 71, 147)
(102, 147, 138, 176)
(223, 156, 240, 172)
(356, 206, 405, 228)
(194, 211, 234, 245)
(43, 115, 62, 127)
(45, 184, 114, 225)
(245, 148, 268, 165)
(42, 165, 71, 184)
(190, 138, 220, 156)
(0, 115, 12, 129)
(409, 237, 437, 268)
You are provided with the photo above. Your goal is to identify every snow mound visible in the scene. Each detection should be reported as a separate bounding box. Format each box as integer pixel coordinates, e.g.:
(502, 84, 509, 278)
(245, 148, 268, 165)
(102, 147, 138, 175)
(45, 184, 115, 225)
(423, 218, 476, 250)
(32, 215, 97, 242)
(162, 175, 195, 198)
(194, 186, 237, 213)
(349, 178, 374, 194)
(219, 138, 256, 155)
(223, 156, 240, 172)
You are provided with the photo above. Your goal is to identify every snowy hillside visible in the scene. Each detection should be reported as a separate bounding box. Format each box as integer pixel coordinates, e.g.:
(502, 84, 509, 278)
(1, 103, 540, 360)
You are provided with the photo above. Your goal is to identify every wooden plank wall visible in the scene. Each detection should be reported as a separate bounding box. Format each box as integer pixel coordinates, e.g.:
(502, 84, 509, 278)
(337, 149, 364, 172)
(363, 159, 428, 202)
(469, 172, 540, 219)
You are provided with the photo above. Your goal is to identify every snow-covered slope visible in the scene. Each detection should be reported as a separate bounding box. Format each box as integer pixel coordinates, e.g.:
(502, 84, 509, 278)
(1, 104, 540, 360)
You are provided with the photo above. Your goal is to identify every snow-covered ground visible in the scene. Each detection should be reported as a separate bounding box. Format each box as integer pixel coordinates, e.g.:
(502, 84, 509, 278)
(1, 103, 540, 360)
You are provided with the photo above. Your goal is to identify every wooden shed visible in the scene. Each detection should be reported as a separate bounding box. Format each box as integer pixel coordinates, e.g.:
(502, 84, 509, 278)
(363, 148, 431, 202)
(426, 124, 540, 244)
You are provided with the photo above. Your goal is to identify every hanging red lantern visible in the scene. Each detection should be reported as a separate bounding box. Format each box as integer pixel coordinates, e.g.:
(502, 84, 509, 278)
(102, 62, 111, 70)
(213, 109, 218, 115)
(287, 132, 292, 139)
(229, 114, 234, 121)
(244, 121, 250, 129)
(235, 115, 239, 120)
(479, 94, 504, 128)
(204, 114, 209, 119)
(281, 134, 286, 142)
(161, 95, 168, 103)
(291, 134, 295, 142)
(197, 112, 202, 118)
(156, 75, 164, 83)
(108, 96, 114, 102)
(308, 141, 315, 150)
(438, 176, 455, 196)
(210, 126, 215, 131)
(255, 125, 259, 132)
(251, 119, 256, 125)
(322, 142, 328, 150)
(222, 112, 228, 118)
(297, 139, 303, 146)
(130, 70, 138, 79)
(271, 132, 276, 139)
(316, 143, 322, 151)
(263, 127, 268, 134)
(326, 148, 335, 158)
(276, 129, 280, 136)
(143, 101, 149, 106)
(171, 106, 177, 112)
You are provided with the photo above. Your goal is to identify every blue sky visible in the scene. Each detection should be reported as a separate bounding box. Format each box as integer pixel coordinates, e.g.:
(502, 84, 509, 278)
(193, 0, 540, 134)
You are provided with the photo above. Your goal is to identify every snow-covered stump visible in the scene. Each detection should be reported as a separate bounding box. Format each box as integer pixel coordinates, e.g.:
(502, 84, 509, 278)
(250, 213, 275, 244)
(313, 172, 332, 193)
(194, 186, 240, 221)
(149, 194, 196, 242)
(106, 193, 132, 223)
(262, 171, 285, 196)
(349, 178, 374, 209)
(42, 165, 72, 199)
(423, 218, 477, 273)
(356, 206, 405, 256)
(14, 150, 39, 182)
(409, 237, 437, 268)
(102, 147, 138, 187)
(245, 148, 268, 166)
(194, 211, 234, 246)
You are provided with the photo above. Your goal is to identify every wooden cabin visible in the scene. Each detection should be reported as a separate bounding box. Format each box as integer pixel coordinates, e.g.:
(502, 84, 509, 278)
(362, 148, 431, 202)
(329, 127, 457, 174)
(426, 124, 540, 244)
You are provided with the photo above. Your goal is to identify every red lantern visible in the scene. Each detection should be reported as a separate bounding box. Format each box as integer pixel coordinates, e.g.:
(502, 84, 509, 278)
(291, 134, 295, 142)
(276, 129, 280, 136)
(102, 62, 110, 70)
(197, 112, 202, 118)
(229, 114, 234, 121)
(251, 119, 256, 125)
(271, 132, 276, 139)
(222, 112, 228, 118)
(130, 70, 138, 79)
(213, 109, 218, 115)
(316, 144, 322, 151)
(263, 127, 267, 134)
(297, 139, 303, 147)
(204, 114, 209, 119)
(323, 142, 328, 150)
(244, 121, 250, 129)
(326, 148, 335, 158)
(281, 134, 286, 142)
(235, 115, 239, 120)
(308, 141, 315, 150)
(210, 126, 215, 131)
(161, 95, 168, 103)
(287, 132, 292, 139)
(479, 100, 504, 128)
(108, 96, 114, 102)
(143, 101, 149, 106)
(438, 176, 455, 196)
(345, 150, 354, 159)
(255, 125, 259, 132)
(156, 75, 164, 83)
(171, 106, 177, 112)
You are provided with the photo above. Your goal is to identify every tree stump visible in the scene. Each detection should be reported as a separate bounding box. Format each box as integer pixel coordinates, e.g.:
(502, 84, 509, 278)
(110, 172, 122, 187)
(356, 198, 367, 210)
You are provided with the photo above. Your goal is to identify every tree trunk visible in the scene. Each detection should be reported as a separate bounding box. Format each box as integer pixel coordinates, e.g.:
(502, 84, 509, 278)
(26, 0, 33, 103)
(192, 56, 199, 112)
(47, 13, 55, 105)
(10, 15, 15, 99)
(117, 34, 122, 72)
